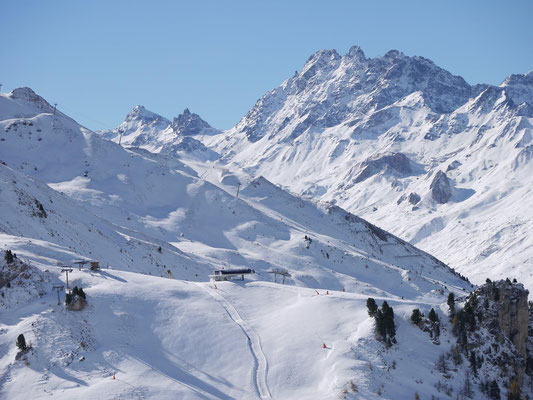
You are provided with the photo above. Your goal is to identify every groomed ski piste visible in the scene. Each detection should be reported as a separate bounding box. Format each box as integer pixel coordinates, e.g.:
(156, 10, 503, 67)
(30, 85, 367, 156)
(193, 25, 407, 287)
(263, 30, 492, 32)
(1, 252, 472, 400)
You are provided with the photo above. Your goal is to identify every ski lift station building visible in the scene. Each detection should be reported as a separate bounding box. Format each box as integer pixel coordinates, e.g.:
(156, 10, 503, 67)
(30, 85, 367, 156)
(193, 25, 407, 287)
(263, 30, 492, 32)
(209, 268, 255, 282)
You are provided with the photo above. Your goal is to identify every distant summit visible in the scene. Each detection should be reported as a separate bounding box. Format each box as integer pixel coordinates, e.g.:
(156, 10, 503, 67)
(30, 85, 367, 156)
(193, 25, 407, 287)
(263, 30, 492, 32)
(236, 45, 474, 143)
(172, 108, 214, 136)
(125, 105, 170, 125)
(97, 106, 220, 160)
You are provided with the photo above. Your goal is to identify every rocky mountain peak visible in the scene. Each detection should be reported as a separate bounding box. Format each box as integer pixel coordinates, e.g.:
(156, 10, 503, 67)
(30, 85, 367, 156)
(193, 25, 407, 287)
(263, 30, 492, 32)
(500, 71, 533, 107)
(346, 45, 366, 61)
(9, 87, 55, 114)
(124, 105, 169, 125)
(303, 49, 341, 68)
(172, 108, 212, 136)
(236, 45, 476, 143)
(383, 49, 405, 60)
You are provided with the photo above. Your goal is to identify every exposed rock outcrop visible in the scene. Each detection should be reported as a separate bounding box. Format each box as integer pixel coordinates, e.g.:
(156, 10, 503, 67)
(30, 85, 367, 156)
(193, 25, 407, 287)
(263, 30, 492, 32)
(0, 256, 29, 288)
(408, 192, 421, 205)
(446, 160, 461, 172)
(460, 280, 531, 387)
(430, 171, 452, 204)
(172, 108, 212, 136)
(355, 153, 412, 183)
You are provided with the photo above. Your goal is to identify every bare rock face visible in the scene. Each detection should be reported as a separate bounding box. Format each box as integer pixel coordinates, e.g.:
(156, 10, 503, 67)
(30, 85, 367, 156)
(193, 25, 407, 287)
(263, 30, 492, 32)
(494, 283, 529, 360)
(430, 171, 452, 204)
(355, 153, 412, 183)
(172, 108, 212, 136)
(408, 192, 421, 205)
(446, 160, 461, 172)
(0, 258, 29, 288)
(475, 280, 530, 384)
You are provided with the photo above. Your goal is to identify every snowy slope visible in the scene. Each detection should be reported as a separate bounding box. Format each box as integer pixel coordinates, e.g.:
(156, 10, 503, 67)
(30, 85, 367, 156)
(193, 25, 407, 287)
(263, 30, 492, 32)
(0, 257, 476, 400)
(0, 87, 471, 295)
(0, 87, 486, 399)
(190, 46, 533, 288)
(3, 85, 533, 399)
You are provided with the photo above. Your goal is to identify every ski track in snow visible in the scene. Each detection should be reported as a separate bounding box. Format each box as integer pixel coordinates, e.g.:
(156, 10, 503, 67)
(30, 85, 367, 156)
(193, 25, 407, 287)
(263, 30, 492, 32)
(196, 283, 271, 399)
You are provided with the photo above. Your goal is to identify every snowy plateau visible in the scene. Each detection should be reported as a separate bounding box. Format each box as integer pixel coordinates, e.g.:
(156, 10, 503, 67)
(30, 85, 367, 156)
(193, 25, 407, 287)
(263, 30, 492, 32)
(0, 44, 532, 400)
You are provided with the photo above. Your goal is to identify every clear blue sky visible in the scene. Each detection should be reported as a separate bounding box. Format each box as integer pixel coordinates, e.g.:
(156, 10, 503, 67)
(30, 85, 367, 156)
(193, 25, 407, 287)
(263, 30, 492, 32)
(2, 0, 532, 131)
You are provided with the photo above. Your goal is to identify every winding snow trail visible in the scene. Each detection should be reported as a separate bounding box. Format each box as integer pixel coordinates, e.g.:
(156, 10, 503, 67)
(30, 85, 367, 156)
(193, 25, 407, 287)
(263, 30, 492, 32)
(196, 283, 271, 399)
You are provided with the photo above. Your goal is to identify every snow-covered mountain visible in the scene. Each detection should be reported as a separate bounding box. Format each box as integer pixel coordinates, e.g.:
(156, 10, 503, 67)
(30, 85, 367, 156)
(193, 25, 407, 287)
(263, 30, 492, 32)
(193, 46, 533, 288)
(2, 44, 532, 397)
(0, 87, 471, 295)
(0, 86, 497, 399)
(100, 106, 220, 160)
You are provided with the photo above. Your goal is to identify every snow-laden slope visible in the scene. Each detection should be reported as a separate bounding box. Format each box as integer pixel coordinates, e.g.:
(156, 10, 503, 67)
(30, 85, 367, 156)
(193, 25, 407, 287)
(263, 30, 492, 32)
(190, 46, 533, 288)
(0, 254, 476, 400)
(0, 87, 487, 399)
(0, 87, 471, 297)
(5, 84, 533, 400)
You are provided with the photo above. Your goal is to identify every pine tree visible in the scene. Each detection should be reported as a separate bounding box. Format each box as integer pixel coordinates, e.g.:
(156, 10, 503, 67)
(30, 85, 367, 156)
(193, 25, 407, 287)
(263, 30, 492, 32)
(434, 322, 441, 339)
(469, 351, 477, 376)
(71, 286, 86, 300)
(464, 303, 476, 331)
(65, 292, 73, 305)
(4, 250, 14, 264)
(436, 353, 447, 373)
(411, 309, 422, 325)
(489, 380, 500, 400)
(382, 301, 396, 339)
(428, 308, 438, 323)
(375, 309, 386, 340)
(462, 373, 473, 398)
(16, 334, 27, 351)
(367, 298, 378, 318)
(452, 344, 463, 366)
(507, 380, 521, 400)
(447, 292, 455, 317)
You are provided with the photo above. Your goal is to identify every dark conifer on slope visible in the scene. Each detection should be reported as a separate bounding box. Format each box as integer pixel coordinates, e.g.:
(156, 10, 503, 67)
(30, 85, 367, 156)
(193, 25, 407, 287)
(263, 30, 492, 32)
(367, 298, 378, 318)
(16, 334, 26, 351)
(411, 309, 422, 325)
(367, 298, 396, 345)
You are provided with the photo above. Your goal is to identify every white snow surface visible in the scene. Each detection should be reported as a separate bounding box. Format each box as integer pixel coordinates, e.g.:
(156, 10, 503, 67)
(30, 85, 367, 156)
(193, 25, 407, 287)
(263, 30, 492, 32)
(0, 87, 478, 399)
(0, 263, 473, 400)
